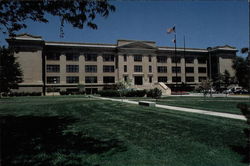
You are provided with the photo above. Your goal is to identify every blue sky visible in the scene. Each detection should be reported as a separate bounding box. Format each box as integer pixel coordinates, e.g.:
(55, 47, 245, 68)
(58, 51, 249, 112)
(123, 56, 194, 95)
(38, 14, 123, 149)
(1, 1, 248, 56)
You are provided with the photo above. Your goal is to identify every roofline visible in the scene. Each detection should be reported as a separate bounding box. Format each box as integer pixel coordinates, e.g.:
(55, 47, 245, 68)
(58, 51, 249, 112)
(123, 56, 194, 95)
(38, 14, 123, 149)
(45, 42, 116, 48)
(117, 39, 156, 44)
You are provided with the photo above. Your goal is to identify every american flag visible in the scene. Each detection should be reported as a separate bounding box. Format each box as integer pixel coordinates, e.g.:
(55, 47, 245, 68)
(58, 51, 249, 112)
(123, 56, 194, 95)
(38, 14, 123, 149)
(167, 26, 176, 34)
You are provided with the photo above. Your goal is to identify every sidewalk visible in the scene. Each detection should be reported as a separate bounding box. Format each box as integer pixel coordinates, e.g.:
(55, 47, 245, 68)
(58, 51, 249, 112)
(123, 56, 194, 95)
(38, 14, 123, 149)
(95, 96, 247, 121)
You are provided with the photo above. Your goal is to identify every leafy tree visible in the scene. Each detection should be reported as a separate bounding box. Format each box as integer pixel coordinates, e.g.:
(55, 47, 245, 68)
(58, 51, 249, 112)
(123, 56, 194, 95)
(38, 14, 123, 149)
(232, 56, 250, 89)
(0, 1, 116, 36)
(147, 88, 162, 100)
(200, 79, 211, 99)
(0, 46, 22, 96)
(222, 70, 231, 88)
(213, 73, 223, 91)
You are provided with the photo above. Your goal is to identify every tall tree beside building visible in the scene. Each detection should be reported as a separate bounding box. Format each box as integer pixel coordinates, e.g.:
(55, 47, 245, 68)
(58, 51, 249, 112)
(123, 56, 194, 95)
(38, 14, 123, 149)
(0, 46, 22, 95)
(0, 1, 116, 36)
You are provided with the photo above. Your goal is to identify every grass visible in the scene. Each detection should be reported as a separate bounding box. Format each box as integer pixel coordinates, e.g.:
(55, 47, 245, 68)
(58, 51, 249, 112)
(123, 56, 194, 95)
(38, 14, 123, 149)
(0, 95, 249, 166)
(129, 96, 250, 115)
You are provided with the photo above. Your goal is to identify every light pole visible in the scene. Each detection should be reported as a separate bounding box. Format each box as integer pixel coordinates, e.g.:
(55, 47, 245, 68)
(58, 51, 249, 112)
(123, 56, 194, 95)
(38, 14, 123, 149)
(207, 47, 212, 97)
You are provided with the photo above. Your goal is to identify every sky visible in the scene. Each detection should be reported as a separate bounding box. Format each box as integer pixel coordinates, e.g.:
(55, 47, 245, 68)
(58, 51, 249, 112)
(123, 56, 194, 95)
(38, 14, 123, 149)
(0, 1, 249, 56)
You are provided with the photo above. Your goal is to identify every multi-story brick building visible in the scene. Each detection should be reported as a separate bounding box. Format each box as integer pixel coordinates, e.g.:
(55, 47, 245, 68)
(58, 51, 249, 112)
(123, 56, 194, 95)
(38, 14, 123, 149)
(7, 34, 237, 94)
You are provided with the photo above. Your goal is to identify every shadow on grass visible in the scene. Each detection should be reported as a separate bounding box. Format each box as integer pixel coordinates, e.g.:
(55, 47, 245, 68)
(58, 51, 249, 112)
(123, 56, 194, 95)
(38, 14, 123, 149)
(230, 145, 250, 164)
(1, 115, 126, 166)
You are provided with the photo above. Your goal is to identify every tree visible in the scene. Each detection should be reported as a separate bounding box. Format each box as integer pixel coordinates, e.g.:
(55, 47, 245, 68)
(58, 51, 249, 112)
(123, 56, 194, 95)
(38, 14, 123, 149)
(0, 1, 116, 37)
(200, 79, 211, 99)
(222, 70, 231, 88)
(232, 56, 250, 89)
(0, 46, 23, 96)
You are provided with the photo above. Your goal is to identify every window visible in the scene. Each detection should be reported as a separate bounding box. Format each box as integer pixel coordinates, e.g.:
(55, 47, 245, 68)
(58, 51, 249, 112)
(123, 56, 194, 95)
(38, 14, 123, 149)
(199, 77, 207, 82)
(198, 67, 207, 73)
(157, 56, 167, 63)
(134, 65, 143, 72)
(172, 67, 181, 73)
(185, 67, 194, 73)
(85, 65, 97, 73)
(85, 53, 97, 61)
(158, 77, 167, 82)
(46, 65, 60, 72)
(185, 57, 194, 63)
(172, 77, 181, 82)
(66, 53, 79, 61)
(172, 57, 181, 63)
(198, 57, 206, 64)
(186, 77, 194, 82)
(66, 65, 79, 73)
(124, 76, 128, 82)
(124, 54, 127, 61)
(124, 65, 127, 72)
(149, 76, 152, 83)
(134, 76, 143, 85)
(103, 54, 114, 61)
(85, 76, 97, 83)
(46, 53, 60, 60)
(66, 76, 79, 83)
(134, 55, 142, 62)
(148, 55, 152, 62)
(103, 65, 115, 72)
(149, 66, 152, 73)
(157, 66, 167, 73)
(47, 76, 60, 84)
(103, 76, 115, 83)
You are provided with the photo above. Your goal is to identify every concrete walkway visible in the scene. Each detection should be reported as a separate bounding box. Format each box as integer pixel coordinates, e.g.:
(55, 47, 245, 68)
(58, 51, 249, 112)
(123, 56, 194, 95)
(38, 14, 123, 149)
(95, 96, 247, 121)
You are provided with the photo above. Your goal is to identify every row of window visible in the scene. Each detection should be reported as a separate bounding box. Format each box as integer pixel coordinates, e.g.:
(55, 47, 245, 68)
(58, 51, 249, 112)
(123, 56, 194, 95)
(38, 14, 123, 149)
(46, 65, 115, 73)
(47, 76, 115, 84)
(47, 76, 207, 84)
(47, 53, 115, 62)
(47, 65, 207, 73)
(47, 53, 207, 64)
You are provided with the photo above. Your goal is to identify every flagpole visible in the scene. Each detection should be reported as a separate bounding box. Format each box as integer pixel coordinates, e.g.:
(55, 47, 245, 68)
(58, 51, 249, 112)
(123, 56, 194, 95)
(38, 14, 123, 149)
(184, 35, 186, 83)
(174, 33, 177, 91)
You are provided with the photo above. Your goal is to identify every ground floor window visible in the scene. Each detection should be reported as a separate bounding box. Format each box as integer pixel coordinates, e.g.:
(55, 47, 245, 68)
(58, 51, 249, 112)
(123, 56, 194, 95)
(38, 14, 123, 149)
(172, 77, 181, 82)
(85, 76, 97, 83)
(158, 77, 167, 82)
(199, 77, 207, 82)
(103, 76, 115, 83)
(85, 88, 98, 94)
(47, 76, 60, 84)
(66, 76, 79, 83)
(186, 77, 194, 82)
(134, 76, 143, 85)
(149, 76, 152, 83)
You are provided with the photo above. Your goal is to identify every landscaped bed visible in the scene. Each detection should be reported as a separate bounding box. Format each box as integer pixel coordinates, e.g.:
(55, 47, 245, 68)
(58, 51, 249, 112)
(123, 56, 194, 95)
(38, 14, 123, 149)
(0, 95, 249, 166)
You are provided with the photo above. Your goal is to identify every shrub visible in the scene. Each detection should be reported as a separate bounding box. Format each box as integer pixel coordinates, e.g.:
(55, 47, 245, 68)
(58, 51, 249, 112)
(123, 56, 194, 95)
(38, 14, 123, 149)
(147, 88, 162, 99)
(98, 90, 120, 97)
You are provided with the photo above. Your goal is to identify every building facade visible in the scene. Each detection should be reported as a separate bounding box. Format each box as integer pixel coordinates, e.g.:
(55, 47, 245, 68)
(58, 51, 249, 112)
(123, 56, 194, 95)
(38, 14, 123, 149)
(7, 34, 237, 94)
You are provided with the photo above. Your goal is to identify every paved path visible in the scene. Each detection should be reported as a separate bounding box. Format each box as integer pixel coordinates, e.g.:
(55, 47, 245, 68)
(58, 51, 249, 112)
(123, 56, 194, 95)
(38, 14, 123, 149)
(95, 96, 247, 121)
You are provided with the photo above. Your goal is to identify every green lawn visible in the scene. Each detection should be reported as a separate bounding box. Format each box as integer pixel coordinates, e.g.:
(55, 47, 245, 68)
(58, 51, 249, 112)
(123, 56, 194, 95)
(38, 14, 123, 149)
(130, 96, 250, 115)
(0, 96, 249, 166)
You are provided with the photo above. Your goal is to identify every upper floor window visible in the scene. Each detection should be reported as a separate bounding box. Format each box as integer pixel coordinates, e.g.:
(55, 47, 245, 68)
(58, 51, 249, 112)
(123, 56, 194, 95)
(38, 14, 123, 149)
(149, 65, 152, 73)
(134, 65, 143, 72)
(103, 54, 114, 62)
(85, 53, 97, 61)
(185, 57, 194, 63)
(148, 55, 152, 62)
(46, 65, 60, 73)
(157, 56, 167, 63)
(157, 66, 167, 73)
(134, 55, 142, 62)
(198, 67, 207, 73)
(66, 65, 79, 73)
(66, 53, 79, 61)
(172, 57, 181, 63)
(66, 76, 79, 84)
(124, 54, 127, 62)
(198, 57, 207, 64)
(47, 76, 60, 84)
(85, 65, 97, 73)
(124, 65, 127, 72)
(103, 65, 115, 72)
(46, 53, 60, 60)
(185, 67, 194, 73)
(172, 67, 181, 73)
